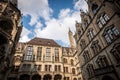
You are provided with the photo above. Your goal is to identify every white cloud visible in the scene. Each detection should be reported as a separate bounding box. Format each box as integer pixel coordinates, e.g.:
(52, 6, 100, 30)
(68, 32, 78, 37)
(74, 0, 88, 11)
(18, 0, 53, 26)
(19, 27, 31, 42)
(34, 8, 81, 46)
(18, 0, 88, 46)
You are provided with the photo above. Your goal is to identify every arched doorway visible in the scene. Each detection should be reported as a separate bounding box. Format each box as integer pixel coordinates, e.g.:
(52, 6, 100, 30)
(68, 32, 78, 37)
(0, 34, 8, 45)
(43, 74, 52, 80)
(19, 74, 30, 80)
(0, 33, 9, 66)
(54, 74, 62, 80)
(73, 78, 77, 80)
(102, 75, 114, 80)
(32, 74, 41, 80)
(0, 20, 13, 34)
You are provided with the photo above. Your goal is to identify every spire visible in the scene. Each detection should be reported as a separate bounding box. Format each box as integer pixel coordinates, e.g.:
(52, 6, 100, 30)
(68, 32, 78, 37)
(68, 28, 76, 48)
(10, 0, 18, 7)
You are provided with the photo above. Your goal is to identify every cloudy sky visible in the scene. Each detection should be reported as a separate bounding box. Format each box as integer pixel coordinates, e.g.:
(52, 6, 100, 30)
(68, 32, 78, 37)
(18, 0, 88, 47)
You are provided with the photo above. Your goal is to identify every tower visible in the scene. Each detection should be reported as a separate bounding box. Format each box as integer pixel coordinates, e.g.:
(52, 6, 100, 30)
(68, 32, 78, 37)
(10, 0, 18, 7)
(0, 0, 22, 79)
(68, 28, 76, 48)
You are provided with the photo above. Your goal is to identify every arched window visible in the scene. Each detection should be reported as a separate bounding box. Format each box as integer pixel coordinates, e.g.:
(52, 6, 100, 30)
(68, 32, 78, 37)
(83, 50, 90, 62)
(84, 19, 89, 29)
(86, 64, 94, 77)
(72, 68, 76, 74)
(73, 78, 77, 80)
(91, 40, 101, 55)
(71, 59, 74, 65)
(110, 43, 120, 63)
(63, 58, 67, 63)
(80, 39, 86, 49)
(96, 55, 109, 68)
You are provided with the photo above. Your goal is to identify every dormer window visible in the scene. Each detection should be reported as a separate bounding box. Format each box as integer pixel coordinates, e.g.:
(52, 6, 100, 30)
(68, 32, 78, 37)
(48, 42, 50, 45)
(91, 3, 99, 14)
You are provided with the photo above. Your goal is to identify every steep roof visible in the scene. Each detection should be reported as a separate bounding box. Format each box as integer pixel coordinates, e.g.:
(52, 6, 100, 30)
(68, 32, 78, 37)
(27, 37, 61, 47)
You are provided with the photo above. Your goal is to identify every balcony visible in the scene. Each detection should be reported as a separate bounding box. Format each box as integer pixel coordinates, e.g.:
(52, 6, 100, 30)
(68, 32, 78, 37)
(94, 65, 114, 76)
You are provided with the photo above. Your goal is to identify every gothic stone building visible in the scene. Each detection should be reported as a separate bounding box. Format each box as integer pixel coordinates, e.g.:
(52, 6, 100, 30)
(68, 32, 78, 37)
(8, 30, 82, 80)
(74, 0, 120, 80)
(0, 0, 22, 80)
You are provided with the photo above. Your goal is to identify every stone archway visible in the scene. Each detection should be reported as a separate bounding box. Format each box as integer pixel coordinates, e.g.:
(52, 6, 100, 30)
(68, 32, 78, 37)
(19, 74, 30, 80)
(0, 33, 8, 45)
(73, 78, 77, 80)
(0, 20, 13, 34)
(102, 75, 114, 80)
(43, 74, 52, 80)
(32, 74, 41, 80)
(54, 74, 62, 80)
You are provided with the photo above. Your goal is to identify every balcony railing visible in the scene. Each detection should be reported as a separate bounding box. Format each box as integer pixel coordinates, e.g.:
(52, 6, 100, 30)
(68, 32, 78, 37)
(94, 65, 114, 76)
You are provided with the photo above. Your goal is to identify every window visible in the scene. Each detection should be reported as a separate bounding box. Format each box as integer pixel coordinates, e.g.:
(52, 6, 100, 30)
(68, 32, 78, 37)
(63, 58, 67, 63)
(72, 68, 76, 74)
(103, 25, 119, 44)
(21, 64, 31, 71)
(37, 47, 42, 61)
(111, 43, 120, 63)
(24, 46, 33, 61)
(71, 59, 74, 65)
(33, 65, 37, 71)
(55, 65, 61, 72)
(38, 65, 41, 71)
(86, 64, 94, 77)
(45, 65, 51, 72)
(64, 77, 69, 80)
(33, 65, 41, 71)
(84, 20, 89, 28)
(91, 40, 101, 55)
(73, 78, 77, 80)
(78, 30, 81, 36)
(83, 50, 90, 62)
(80, 39, 86, 49)
(54, 48, 59, 62)
(14, 55, 21, 63)
(45, 48, 51, 61)
(96, 56, 109, 68)
(97, 13, 110, 28)
(87, 29, 95, 41)
(13, 66, 19, 72)
(64, 67, 68, 73)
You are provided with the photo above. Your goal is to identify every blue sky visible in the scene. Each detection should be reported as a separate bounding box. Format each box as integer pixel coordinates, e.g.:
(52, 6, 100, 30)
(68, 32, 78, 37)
(18, 0, 88, 47)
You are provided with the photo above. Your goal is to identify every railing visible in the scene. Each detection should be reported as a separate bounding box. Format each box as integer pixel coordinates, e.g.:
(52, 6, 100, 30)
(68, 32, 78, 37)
(94, 65, 114, 76)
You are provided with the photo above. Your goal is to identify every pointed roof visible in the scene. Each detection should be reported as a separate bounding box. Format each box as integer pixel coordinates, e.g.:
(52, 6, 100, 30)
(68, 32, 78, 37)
(27, 37, 61, 47)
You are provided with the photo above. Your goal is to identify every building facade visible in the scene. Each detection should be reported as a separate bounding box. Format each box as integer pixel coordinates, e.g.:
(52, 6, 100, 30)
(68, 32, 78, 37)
(74, 0, 120, 80)
(0, 0, 22, 80)
(8, 29, 82, 80)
